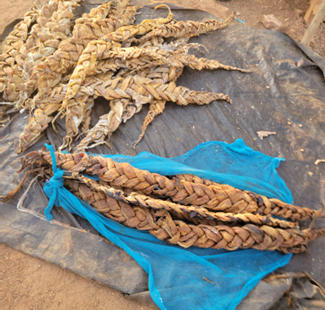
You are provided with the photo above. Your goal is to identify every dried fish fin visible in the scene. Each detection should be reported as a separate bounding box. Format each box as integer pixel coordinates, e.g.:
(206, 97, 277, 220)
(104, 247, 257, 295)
(131, 100, 166, 148)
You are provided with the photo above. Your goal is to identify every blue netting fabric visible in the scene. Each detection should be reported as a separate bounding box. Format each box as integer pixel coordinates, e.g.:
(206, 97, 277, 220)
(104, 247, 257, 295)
(43, 139, 292, 310)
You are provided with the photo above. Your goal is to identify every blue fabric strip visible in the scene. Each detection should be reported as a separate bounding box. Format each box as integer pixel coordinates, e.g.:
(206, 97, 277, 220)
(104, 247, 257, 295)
(43, 140, 292, 310)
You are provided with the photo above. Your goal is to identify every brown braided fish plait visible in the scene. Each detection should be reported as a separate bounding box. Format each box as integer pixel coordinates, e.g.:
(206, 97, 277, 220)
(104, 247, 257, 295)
(19, 44, 185, 148)
(17, 0, 78, 73)
(62, 18, 245, 109)
(21, 1, 113, 102)
(0, 0, 63, 95)
(24, 1, 139, 101)
(95, 73, 232, 105)
(131, 99, 166, 148)
(19, 46, 190, 152)
(59, 5, 175, 111)
(4, 0, 80, 103)
(22, 151, 325, 222)
(84, 47, 249, 83)
(173, 174, 325, 221)
(62, 66, 180, 151)
(71, 173, 296, 229)
(0, 0, 41, 92)
(137, 14, 234, 43)
(17, 72, 116, 153)
(62, 177, 325, 253)
(75, 67, 230, 151)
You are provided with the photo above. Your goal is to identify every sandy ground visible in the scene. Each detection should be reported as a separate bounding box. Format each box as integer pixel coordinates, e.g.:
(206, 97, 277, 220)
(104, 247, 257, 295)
(0, 1, 324, 309)
(1, 244, 156, 310)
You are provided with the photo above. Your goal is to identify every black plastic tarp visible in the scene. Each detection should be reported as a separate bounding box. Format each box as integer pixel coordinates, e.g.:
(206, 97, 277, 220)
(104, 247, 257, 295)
(1, 2, 324, 309)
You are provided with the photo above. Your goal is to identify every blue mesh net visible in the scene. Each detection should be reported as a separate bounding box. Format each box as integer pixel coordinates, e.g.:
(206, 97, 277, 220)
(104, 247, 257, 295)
(43, 139, 292, 310)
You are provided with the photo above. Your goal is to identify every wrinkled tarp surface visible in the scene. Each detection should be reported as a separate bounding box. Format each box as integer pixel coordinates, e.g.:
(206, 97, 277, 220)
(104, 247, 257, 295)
(42, 141, 292, 310)
(1, 2, 325, 309)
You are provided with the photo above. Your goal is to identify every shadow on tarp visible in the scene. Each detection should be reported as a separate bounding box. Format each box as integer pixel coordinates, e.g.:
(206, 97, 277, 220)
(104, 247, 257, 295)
(1, 1, 324, 309)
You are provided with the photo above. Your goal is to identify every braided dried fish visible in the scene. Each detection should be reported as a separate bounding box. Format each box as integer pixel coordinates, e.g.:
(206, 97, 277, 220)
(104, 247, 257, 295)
(15, 1, 112, 108)
(96, 75, 232, 105)
(70, 98, 131, 151)
(61, 65, 171, 151)
(138, 14, 234, 42)
(13, 4, 244, 155)
(6, 164, 317, 253)
(60, 37, 247, 115)
(71, 58, 231, 151)
(104, 4, 174, 42)
(24, 1, 140, 104)
(18, 68, 118, 153)
(79, 79, 230, 150)
(59, 5, 176, 110)
(21, 150, 325, 222)
(174, 174, 325, 221)
(2, 1, 40, 50)
(17, 73, 108, 153)
(86, 44, 248, 82)
(72, 172, 297, 229)
(80, 97, 95, 134)
(71, 70, 176, 150)
(61, 176, 325, 253)
(22, 0, 79, 72)
(0, 0, 59, 94)
(0, 0, 41, 92)
(4, 0, 80, 103)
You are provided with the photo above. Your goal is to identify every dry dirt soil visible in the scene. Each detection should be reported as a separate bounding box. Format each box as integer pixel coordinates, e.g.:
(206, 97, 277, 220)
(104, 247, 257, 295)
(0, 0, 324, 309)
(0, 244, 156, 310)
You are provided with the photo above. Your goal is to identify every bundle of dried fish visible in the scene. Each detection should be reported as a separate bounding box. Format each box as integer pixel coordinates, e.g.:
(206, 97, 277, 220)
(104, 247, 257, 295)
(65, 177, 325, 253)
(0, 0, 64, 121)
(72, 172, 296, 229)
(3, 0, 80, 103)
(75, 79, 231, 151)
(0, 0, 41, 92)
(58, 11, 235, 108)
(23, 0, 140, 106)
(17, 74, 105, 153)
(138, 14, 234, 43)
(4, 150, 324, 253)
(59, 5, 175, 110)
(58, 37, 244, 150)
(13, 1, 113, 108)
(20, 150, 325, 222)
(18, 71, 116, 153)
(3, 2, 250, 152)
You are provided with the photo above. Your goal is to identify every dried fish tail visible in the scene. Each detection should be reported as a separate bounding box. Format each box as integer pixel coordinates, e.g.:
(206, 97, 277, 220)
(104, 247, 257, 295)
(131, 100, 166, 148)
